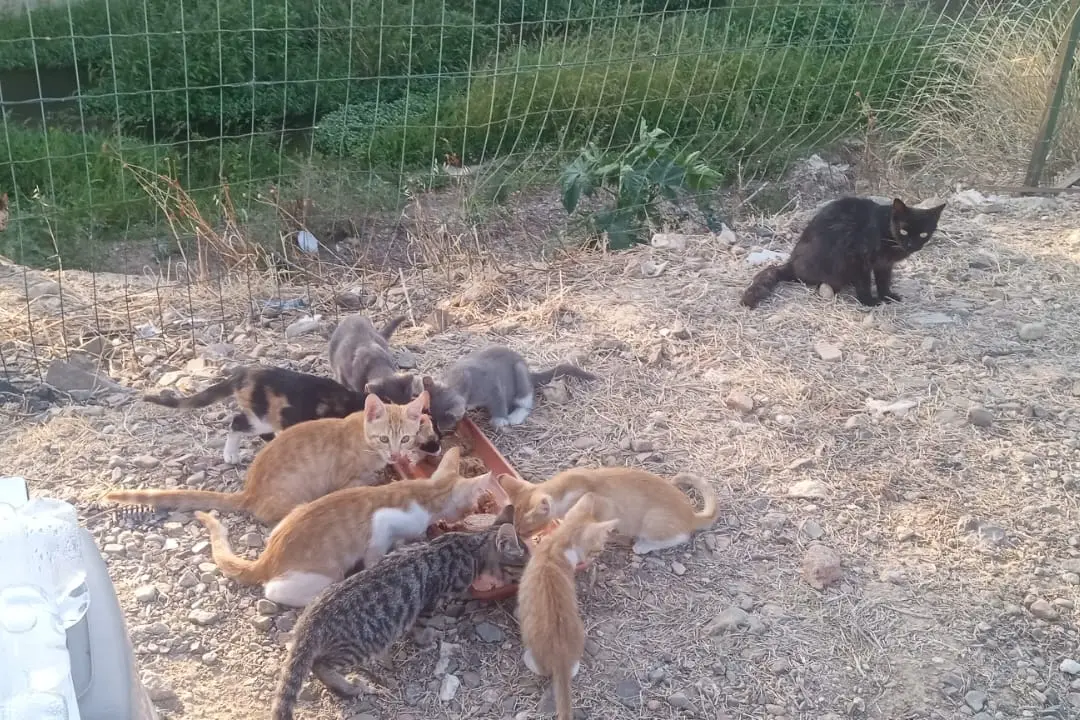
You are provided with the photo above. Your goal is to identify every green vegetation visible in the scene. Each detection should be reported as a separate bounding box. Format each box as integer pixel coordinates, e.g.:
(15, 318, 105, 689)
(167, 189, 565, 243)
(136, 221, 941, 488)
(0, 0, 952, 266)
(561, 120, 721, 248)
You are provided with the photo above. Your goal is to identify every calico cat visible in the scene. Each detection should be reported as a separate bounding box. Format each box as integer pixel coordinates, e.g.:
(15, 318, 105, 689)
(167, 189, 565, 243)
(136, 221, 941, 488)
(328, 314, 416, 404)
(269, 504, 527, 720)
(498, 467, 719, 554)
(143, 365, 368, 464)
(106, 392, 429, 524)
(194, 446, 502, 607)
(424, 345, 597, 432)
(518, 493, 617, 720)
(740, 197, 947, 308)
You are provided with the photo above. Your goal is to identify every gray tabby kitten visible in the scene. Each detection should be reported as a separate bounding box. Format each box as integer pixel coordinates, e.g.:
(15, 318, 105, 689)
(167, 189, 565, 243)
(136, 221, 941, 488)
(424, 345, 597, 433)
(270, 505, 527, 720)
(328, 314, 416, 404)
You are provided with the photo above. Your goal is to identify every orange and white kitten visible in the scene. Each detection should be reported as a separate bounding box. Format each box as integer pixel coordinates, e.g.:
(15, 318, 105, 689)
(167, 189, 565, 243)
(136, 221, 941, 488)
(105, 391, 429, 525)
(194, 447, 501, 607)
(517, 493, 617, 720)
(498, 466, 718, 554)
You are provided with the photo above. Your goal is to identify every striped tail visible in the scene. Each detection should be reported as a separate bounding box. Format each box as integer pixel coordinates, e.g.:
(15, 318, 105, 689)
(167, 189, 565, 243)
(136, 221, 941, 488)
(270, 626, 321, 720)
(142, 369, 240, 409)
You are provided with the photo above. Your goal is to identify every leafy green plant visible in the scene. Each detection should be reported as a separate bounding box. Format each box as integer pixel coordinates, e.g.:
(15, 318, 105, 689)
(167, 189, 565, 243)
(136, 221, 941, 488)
(560, 119, 720, 249)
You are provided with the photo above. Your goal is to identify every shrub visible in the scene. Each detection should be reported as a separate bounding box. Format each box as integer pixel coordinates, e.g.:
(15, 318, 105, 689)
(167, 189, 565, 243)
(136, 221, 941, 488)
(0, 0, 493, 136)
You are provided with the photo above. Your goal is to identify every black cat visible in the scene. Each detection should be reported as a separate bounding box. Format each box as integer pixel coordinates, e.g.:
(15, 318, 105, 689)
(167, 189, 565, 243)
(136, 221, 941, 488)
(740, 197, 946, 308)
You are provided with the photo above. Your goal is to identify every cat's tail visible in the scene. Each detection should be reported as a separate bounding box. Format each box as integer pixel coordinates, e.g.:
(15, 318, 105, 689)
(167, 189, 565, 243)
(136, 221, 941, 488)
(103, 488, 249, 515)
(379, 314, 408, 340)
(530, 364, 598, 386)
(142, 367, 242, 408)
(270, 621, 321, 720)
(194, 511, 270, 584)
(673, 472, 720, 530)
(552, 657, 575, 720)
(740, 262, 796, 308)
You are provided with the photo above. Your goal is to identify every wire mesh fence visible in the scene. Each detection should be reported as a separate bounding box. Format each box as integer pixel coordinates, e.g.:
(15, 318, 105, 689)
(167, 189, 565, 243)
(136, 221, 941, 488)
(0, 0, 1077, 388)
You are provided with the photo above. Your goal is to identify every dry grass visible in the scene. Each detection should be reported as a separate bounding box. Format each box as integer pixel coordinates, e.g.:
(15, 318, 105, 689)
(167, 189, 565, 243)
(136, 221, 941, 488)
(1, 192, 1079, 720)
(885, 1, 1080, 191)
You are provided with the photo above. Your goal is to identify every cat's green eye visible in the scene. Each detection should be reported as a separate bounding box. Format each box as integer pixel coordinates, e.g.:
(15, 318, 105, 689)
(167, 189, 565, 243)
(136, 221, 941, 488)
(899, 229, 909, 236)
(400, 435, 411, 444)
(379, 435, 390, 443)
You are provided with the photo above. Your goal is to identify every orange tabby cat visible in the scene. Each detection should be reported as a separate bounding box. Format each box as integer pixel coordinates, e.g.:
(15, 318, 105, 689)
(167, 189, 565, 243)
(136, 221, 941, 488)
(105, 391, 429, 525)
(517, 493, 617, 720)
(194, 447, 502, 607)
(498, 466, 718, 554)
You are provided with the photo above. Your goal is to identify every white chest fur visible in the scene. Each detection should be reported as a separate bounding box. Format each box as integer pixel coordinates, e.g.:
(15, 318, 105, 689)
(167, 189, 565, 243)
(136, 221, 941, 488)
(369, 502, 432, 554)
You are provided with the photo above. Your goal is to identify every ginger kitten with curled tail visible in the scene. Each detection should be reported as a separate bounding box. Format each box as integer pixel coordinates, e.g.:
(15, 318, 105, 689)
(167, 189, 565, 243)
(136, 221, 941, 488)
(194, 447, 503, 607)
(518, 493, 617, 720)
(105, 391, 428, 525)
(498, 466, 719, 554)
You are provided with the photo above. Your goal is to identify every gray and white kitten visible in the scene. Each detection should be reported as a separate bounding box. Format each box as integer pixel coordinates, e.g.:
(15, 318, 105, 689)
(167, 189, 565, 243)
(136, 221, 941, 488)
(270, 505, 527, 720)
(328, 314, 415, 404)
(422, 345, 597, 432)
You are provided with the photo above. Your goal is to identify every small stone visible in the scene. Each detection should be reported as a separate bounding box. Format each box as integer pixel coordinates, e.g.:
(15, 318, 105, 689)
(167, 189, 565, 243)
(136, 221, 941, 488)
(770, 658, 792, 675)
(256, 599, 280, 616)
(814, 342, 842, 362)
(800, 519, 824, 540)
(630, 438, 656, 453)
(242, 532, 264, 549)
(1060, 659, 1080, 675)
(572, 436, 600, 450)
(103, 543, 126, 556)
(178, 571, 198, 588)
(461, 671, 481, 689)
(921, 337, 939, 352)
(725, 391, 754, 414)
(706, 607, 750, 633)
(186, 471, 206, 485)
(474, 621, 504, 643)
(671, 561, 687, 576)
(967, 407, 994, 428)
(438, 673, 460, 702)
(285, 317, 321, 339)
(142, 673, 176, 704)
(187, 609, 219, 626)
(801, 543, 841, 590)
(1028, 599, 1058, 620)
(1063, 573, 1080, 586)
(201, 651, 218, 665)
(134, 585, 158, 603)
(1018, 322, 1046, 341)
(250, 615, 274, 632)
(396, 349, 417, 370)
(132, 455, 160, 469)
(667, 692, 691, 709)
(615, 677, 641, 708)
(818, 284, 834, 299)
(964, 690, 987, 712)
(880, 569, 906, 585)
(787, 479, 829, 500)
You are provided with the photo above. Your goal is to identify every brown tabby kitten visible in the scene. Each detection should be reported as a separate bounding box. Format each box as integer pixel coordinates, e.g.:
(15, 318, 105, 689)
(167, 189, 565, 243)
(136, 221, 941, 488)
(499, 467, 718, 554)
(143, 365, 368, 464)
(518, 493, 617, 720)
(105, 392, 429, 525)
(194, 447, 502, 607)
(741, 196, 947, 308)
(270, 504, 528, 720)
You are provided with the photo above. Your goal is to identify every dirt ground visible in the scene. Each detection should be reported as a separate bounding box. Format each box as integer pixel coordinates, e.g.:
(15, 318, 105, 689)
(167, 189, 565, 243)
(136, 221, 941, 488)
(1, 188, 1080, 720)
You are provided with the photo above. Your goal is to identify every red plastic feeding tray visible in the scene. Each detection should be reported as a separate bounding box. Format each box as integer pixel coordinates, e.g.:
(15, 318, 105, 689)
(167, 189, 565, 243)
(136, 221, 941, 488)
(393, 418, 582, 601)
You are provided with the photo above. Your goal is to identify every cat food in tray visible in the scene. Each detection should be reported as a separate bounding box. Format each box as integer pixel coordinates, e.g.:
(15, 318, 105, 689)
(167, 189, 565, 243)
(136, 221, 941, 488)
(393, 418, 583, 600)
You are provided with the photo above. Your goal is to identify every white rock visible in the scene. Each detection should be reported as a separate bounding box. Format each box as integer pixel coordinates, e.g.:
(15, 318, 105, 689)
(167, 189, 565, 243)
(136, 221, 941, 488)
(650, 233, 689, 251)
(134, 585, 158, 603)
(438, 673, 461, 702)
(717, 223, 737, 246)
(285, 316, 322, 339)
(818, 284, 834, 299)
(787, 480, 829, 500)
(745, 249, 788, 266)
(814, 342, 842, 362)
(1018, 322, 1046, 341)
(1061, 659, 1080, 675)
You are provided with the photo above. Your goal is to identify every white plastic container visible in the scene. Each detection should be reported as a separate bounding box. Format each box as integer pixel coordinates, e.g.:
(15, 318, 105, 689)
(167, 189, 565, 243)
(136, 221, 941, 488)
(0, 489, 89, 720)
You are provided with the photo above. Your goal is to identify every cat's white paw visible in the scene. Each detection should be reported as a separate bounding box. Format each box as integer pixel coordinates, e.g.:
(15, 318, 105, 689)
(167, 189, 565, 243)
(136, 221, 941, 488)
(507, 407, 531, 425)
(632, 540, 656, 555)
(491, 416, 511, 428)
(523, 649, 541, 675)
(222, 433, 242, 465)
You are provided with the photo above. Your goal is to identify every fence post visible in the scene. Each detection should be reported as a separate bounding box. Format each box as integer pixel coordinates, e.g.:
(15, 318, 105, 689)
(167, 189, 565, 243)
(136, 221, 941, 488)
(1024, 0, 1080, 188)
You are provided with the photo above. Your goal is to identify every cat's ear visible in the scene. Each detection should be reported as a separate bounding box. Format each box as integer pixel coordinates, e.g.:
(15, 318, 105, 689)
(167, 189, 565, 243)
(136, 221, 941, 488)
(363, 382, 375, 395)
(433, 445, 462, 475)
(497, 473, 529, 497)
(405, 390, 429, 419)
(565, 492, 596, 521)
(364, 393, 386, 423)
(492, 502, 515, 526)
(891, 198, 908, 215)
(411, 375, 426, 396)
(495, 522, 526, 560)
(928, 202, 947, 219)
